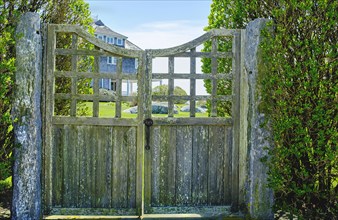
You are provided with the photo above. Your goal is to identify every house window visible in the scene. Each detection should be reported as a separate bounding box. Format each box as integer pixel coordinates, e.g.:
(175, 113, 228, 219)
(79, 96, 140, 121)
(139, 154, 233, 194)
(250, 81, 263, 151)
(135, 59, 138, 69)
(117, 38, 123, 46)
(107, 56, 117, 65)
(110, 37, 114, 44)
(98, 35, 103, 40)
(111, 81, 117, 91)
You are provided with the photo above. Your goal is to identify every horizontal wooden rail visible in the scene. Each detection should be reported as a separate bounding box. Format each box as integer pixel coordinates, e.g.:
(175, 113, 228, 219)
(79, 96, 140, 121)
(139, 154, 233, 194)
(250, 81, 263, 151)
(152, 73, 232, 80)
(52, 116, 140, 126)
(54, 71, 138, 80)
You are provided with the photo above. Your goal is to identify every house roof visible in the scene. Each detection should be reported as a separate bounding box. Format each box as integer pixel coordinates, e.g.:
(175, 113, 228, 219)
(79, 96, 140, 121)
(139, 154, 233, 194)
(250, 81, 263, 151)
(93, 20, 127, 39)
(125, 40, 142, 50)
(93, 19, 142, 50)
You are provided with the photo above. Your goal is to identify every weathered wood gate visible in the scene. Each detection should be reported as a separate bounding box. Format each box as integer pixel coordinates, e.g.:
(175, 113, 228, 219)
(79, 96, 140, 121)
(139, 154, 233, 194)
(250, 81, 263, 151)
(43, 24, 245, 218)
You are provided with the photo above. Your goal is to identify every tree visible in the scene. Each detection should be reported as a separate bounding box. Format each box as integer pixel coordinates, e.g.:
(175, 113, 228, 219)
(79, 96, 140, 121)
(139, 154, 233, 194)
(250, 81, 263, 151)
(202, 1, 246, 117)
(0, 0, 93, 188)
(205, 0, 337, 218)
(152, 84, 187, 104)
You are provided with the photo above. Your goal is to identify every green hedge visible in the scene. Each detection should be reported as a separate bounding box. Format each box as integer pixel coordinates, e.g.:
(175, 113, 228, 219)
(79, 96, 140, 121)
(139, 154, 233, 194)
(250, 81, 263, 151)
(0, 0, 93, 189)
(205, 0, 337, 218)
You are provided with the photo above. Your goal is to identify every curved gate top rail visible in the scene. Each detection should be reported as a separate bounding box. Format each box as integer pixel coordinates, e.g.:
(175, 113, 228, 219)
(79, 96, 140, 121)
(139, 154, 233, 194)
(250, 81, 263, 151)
(49, 24, 143, 58)
(148, 29, 240, 57)
(49, 24, 240, 57)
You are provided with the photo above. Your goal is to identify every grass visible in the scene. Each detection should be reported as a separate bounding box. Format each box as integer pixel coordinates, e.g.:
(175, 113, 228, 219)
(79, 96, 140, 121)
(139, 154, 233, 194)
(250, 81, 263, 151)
(79, 102, 209, 118)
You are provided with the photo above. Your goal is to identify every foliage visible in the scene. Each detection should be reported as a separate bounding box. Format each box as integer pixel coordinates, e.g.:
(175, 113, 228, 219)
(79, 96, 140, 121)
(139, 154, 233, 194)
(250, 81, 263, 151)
(43, 0, 94, 116)
(0, 176, 12, 192)
(152, 84, 188, 104)
(0, 0, 93, 187)
(206, 0, 338, 218)
(202, 0, 247, 117)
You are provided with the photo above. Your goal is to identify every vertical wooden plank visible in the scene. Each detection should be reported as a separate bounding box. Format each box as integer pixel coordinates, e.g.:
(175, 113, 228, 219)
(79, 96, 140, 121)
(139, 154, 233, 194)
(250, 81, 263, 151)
(231, 31, 241, 210)
(176, 126, 193, 205)
(127, 127, 137, 208)
(90, 126, 98, 207)
(211, 37, 218, 117)
(167, 126, 177, 205)
(51, 125, 63, 207)
(70, 76, 77, 116)
(115, 57, 122, 118)
(112, 127, 128, 208)
(239, 29, 247, 204)
(95, 127, 112, 208)
(150, 126, 161, 206)
(136, 53, 145, 216)
(143, 50, 152, 214)
(62, 125, 79, 207)
(208, 126, 225, 205)
(44, 25, 56, 211)
(93, 55, 100, 117)
(168, 57, 174, 117)
(190, 48, 196, 117)
(70, 34, 78, 116)
(158, 126, 177, 206)
(223, 126, 233, 205)
(78, 126, 92, 208)
(192, 126, 209, 205)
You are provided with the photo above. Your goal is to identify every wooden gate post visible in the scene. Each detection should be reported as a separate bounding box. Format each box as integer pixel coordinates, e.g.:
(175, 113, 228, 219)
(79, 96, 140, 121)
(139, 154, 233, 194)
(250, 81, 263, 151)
(12, 12, 42, 220)
(244, 18, 274, 219)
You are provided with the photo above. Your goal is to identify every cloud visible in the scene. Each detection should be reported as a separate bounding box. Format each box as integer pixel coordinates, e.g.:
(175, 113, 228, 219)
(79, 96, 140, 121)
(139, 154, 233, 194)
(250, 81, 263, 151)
(121, 19, 209, 95)
(122, 20, 207, 49)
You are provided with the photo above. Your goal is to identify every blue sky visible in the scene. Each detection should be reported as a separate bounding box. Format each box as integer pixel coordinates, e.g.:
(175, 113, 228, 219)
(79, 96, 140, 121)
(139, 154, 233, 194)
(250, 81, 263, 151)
(86, 0, 213, 94)
(86, 0, 212, 49)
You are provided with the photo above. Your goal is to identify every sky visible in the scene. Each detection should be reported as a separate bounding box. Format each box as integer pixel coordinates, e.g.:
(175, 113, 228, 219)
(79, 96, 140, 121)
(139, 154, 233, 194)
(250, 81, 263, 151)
(86, 0, 213, 95)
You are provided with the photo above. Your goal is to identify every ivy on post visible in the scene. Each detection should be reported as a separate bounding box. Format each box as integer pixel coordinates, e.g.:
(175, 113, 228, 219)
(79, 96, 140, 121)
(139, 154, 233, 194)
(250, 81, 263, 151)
(12, 12, 42, 220)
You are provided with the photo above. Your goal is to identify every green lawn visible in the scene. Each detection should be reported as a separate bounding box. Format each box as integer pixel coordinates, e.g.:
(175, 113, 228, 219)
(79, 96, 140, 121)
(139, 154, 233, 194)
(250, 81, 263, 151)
(81, 102, 208, 118)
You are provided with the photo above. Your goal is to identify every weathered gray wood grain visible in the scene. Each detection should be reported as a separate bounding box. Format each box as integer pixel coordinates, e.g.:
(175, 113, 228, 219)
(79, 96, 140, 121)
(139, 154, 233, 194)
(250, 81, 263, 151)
(176, 126, 193, 205)
(190, 48, 196, 117)
(44, 23, 245, 217)
(126, 127, 137, 208)
(231, 32, 241, 209)
(223, 126, 233, 204)
(62, 125, 79, 207)
(94, 127, 112, 208)
(191, 126, 209, 205)
(70, 34, 78, 116)
(50, 24, 142, 58)
(150, 126, 160, 206)
(208, 126, 225, 205)
(115, 58, 123, 118)
(157, 126, 176, 206)
(152, 73, 232, 80)
(54, 70, 138, 80)
(78, 126, 91, 208)
(51, 126, 63, 207)
(168, 57, 174, 117)
(112, 127, 127, 207)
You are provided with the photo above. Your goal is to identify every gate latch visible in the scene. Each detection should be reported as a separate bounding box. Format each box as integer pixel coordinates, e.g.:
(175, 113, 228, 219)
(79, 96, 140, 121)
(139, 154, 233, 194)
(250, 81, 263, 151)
(143, 118, 153, 150)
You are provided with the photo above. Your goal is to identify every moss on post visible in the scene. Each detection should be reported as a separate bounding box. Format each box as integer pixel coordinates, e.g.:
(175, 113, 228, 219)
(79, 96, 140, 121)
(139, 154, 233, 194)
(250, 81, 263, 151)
(12, 12, 42, 220)
(244, 18, 274, 219)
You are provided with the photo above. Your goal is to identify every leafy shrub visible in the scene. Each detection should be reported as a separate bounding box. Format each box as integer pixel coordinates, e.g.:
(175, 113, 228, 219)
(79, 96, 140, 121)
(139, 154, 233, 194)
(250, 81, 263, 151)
(152, 85, 188, 104)
(0, 0, 93, 192)
(206, 0, 338, 218)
